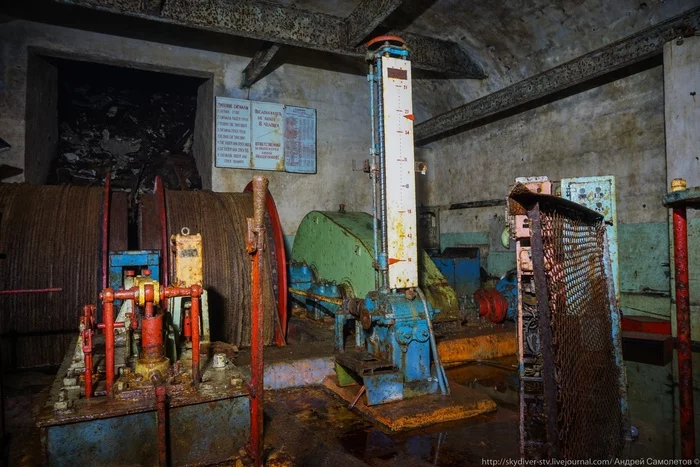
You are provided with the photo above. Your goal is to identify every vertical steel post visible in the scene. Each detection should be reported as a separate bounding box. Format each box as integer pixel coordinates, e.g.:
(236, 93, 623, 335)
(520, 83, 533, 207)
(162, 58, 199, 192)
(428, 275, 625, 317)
(672, 200, 695, 459)
(151, 371, 168, 467)
(369, 63, 380, 292)
(528, 204, 560, 459)
(247, 175, 268, 467)
(101, 289, 115, 397)
(376, 58, 390, 293)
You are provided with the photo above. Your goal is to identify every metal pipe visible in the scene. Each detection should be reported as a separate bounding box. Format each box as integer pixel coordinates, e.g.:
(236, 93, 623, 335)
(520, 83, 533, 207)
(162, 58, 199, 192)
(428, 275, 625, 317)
(84, 352, 93, 398)
(288, 288, 343, 306)
(248, 175, 268, 467)
(82, 305, 94, 399)
(151, 371, 168, 467)
(673, 203, 695, 459)
(155, 176, 169, 287)
(416, 288, 449, 395)
(449, 199, 506, 210)
(368, 63, 380, 292)
(101, 289, 115, 396)
(0, 287, 62, 295)
(102, 172, 111, 290)
(376, 58, 389, 293)
(190, 285, 201, 384)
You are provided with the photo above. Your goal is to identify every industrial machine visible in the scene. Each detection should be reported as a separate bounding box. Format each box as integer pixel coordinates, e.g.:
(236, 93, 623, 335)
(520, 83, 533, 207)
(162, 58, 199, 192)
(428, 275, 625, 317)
(30, 177, 277, 466)
(289, 36, 498, 424)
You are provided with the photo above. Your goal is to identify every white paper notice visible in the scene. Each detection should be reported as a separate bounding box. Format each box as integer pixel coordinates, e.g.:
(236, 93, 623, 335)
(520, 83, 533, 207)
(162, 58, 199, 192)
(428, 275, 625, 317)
(215, 97, 251, 168)
(284, 106, 317, 174)
(251, 101, 285, 171)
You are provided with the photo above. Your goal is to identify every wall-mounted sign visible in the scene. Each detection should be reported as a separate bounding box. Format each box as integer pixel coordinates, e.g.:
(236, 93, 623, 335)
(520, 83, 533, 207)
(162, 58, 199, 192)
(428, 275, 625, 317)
(251, 102, 285, 171)
(284, 106, 317, 174)
(215, 97, 316, 173)
(215, 97, 251, 169)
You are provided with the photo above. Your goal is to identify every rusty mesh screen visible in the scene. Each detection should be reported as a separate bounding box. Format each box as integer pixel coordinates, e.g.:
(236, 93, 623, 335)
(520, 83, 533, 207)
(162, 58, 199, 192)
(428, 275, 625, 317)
(539, 208, 624, 458)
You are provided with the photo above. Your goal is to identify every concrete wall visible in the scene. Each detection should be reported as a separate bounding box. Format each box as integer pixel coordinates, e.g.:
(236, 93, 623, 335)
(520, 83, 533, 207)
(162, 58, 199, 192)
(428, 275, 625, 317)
(23, 54, 58, 184)
(423, 64, 679, 454)
(0, 20, 393, 242)
(425, 66, 669, 287)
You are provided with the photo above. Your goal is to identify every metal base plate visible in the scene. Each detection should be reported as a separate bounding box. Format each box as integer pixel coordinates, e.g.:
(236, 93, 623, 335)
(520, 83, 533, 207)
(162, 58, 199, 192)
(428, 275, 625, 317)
(323, 375, 496, 431)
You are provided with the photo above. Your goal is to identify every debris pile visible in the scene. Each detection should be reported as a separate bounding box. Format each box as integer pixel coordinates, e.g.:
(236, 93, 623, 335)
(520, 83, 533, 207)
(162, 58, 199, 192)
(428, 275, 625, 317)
(49, 62, 202, 192)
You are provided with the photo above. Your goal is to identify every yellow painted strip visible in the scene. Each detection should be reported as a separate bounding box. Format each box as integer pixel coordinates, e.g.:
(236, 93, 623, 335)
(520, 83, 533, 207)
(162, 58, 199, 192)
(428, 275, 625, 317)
(437, 331, 516, 366)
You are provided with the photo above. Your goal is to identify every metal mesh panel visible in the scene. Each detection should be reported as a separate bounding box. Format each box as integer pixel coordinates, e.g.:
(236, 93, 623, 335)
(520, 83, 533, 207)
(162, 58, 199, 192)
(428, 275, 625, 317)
(539, 208, 624, 458)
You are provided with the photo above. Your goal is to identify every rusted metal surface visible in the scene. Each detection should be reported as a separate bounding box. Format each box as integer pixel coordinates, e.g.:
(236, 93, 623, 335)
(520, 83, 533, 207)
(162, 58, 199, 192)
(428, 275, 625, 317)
(436, 326, 516, 366)
(672, 204, 695, 459)
(344, 0, 403, 47)
(242, 42, 280, 89)
(508, 180, 549, 459)
(244, 180, 289, 346)
(150, 371, 168, 467)
(0, 184, 102, 368)
(81, 305, 96, 399)
(247, 175, 267, 467)
(414, 6, 700, 144)
(323, 375, 496, 431)
(512, 185, 627, 459)
(165, 190, 277, 347)
(527, 205, 560, 459)
(53, 0, 484, 77)
(37, 346, 250, 466)
(170, 228, 203, 287)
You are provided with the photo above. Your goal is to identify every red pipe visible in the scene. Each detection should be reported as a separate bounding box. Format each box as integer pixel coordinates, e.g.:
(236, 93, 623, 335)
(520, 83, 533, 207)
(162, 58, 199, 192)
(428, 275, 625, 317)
(247, 176, 267, 467)
(141, 315, 164, 361)
(0, 287, 62, 295)
(84, 352, 93, 398)
(155, 176, 169, 288)
(190, 285, 201, 384)
(151, 372, 168, 467)
(99, 285, 198, 395)
(673, 205, 695, 459)
(102, 171, 111, 291)
(81, 305, 95, 399)
(101, 289, 115, 397)
(244, 181, 287, 346)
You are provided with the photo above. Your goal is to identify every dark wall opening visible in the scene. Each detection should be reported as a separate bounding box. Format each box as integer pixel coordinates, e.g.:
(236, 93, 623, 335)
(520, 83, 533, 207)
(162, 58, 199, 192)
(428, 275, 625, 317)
(45, 58, 205, 192)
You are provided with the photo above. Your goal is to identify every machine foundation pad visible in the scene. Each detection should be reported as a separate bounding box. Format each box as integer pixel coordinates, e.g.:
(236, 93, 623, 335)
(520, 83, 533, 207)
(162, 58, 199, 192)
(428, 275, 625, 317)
(322, 375, 497, 431)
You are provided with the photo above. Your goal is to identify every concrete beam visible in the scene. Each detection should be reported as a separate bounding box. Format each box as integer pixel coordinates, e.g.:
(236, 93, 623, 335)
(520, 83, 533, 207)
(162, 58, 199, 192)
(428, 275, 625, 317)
(241, 42, 280, 88)
(54, 0, 485, 77)
(344, 0, 403, 47)
(414, 6, 700, 145)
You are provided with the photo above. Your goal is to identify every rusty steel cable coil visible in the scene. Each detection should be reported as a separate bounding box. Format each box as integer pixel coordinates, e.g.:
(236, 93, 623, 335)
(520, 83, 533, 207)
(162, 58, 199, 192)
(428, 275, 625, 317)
(0, 184, 103, 368)
(164, 190, 278, 347)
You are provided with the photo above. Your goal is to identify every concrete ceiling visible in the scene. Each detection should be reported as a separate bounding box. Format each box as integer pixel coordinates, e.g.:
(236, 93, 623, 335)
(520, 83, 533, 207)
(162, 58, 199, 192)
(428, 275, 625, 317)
(275, 0, 696, 94)
(5, 0, 697, 118)
(256, 0, 698, 118)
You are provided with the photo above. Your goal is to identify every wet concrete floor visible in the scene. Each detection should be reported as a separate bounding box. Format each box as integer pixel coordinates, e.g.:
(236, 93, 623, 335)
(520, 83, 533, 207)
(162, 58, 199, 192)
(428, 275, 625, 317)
(1, 357, 654, 466)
